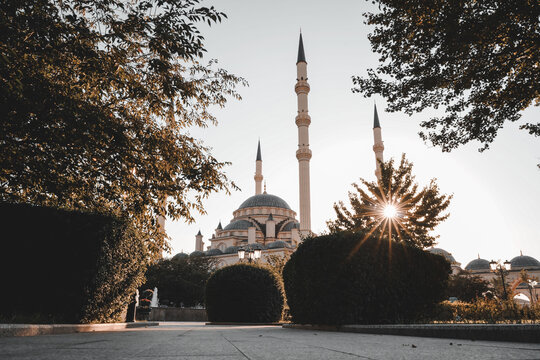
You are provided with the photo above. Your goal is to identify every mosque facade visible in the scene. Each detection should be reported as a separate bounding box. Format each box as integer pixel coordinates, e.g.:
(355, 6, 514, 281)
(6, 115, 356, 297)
(428, 248, 540, 303)
(169, 33, 539, 304)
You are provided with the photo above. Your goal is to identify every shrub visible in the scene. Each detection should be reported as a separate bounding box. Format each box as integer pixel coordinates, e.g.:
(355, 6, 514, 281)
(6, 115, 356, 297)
(283, 232, 450, 324)
(430, 299, 540, 323)
(205, 264, 284, 323)
(0, 202, 147, 324)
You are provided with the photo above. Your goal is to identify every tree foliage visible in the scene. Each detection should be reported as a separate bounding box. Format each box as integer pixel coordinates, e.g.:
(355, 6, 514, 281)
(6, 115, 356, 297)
(354, 0, 539, 153)
(142, 255, 215, 307)
(0, 0, 246, 257)
(327, 154, 452, 248)
(446, 270, 490, 302)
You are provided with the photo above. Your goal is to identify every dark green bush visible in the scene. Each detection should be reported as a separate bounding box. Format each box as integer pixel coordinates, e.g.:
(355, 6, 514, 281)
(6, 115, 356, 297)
(0, 202, 147, 324)
(283, 232, 450, 324)
(205, 264, 284, 323)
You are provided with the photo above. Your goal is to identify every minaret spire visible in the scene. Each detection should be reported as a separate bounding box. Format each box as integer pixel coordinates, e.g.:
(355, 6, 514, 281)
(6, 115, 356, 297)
(254, 140, 263, 195)
(295, 32, 312, 236)
(372, 103, 385, 181)
(297, 33, 306, 64)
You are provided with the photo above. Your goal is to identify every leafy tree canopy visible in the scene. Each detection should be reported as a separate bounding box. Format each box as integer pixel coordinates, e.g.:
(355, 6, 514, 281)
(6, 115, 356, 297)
(142, 255, 215, 307)
(446, 270, 490, 303)
(327, 154, 452, 248)
(354, 0, 539, 153)
(0, 0, 247, 257)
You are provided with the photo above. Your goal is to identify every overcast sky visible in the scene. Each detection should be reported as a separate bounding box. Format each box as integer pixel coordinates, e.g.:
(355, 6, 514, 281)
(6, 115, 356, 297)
(165, 0, 540, 268)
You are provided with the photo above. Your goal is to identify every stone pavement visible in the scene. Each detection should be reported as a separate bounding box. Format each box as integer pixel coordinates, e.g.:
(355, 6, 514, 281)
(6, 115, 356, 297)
(1, 322, 539, 360)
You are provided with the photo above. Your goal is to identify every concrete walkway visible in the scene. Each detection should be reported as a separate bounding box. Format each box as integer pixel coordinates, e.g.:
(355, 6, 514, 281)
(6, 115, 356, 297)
(1, 322, 539, 359)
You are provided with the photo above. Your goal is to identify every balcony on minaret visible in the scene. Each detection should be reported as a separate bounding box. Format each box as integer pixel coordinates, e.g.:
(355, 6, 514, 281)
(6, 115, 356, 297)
(295, 80, 310, 94)
(295, 113, 311, 127)
(296, 148, 312, 161)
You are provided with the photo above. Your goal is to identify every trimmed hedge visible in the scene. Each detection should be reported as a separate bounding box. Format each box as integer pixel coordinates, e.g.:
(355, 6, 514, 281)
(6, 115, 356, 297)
(430, 299, 540, 323)
(283, 232, 450, 324)
(0, 202, 147, 324)
(205, 264, 284, 323)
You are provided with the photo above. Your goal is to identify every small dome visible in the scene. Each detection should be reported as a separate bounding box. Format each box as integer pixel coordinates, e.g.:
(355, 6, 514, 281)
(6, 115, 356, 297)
(465, 258, 490, 271)
(224, 220, 254, 231)
(190, 250, 205, 257)
(237, 193, 291, 210)
(510, 255, 540, 269)
(427, 248, 457, 264)
(281, 221, 300, 232)
(267, 240, 290, 249)
(206, 248, 223, 256)
(224, 246, 240, 254)
(171, 252, 189, 261)
(246, 243, 266, 250)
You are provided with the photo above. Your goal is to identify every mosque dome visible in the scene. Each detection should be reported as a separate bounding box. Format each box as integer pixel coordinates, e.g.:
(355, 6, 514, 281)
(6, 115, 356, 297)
(224, 246, 240, 254)
(465, 258, 491, 271)
(171, 252, 189, 261)
(224, 220, 254, 231)
(427, 248, 457, 264)
(237, 193, 291, 210)
(267, 240, 291, 249)
(206, 248, 223, 256)
(246, 243, 266, 250)
(281, 222, 300, 231)
(190, 250, 205, 257)
(510, 255, 540, 269)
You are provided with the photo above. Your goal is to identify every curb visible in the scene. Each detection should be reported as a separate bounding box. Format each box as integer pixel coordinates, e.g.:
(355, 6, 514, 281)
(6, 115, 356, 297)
(206, 322, 283, 326)
(0, 322, 159, 337)
(283, 323, 540, 343)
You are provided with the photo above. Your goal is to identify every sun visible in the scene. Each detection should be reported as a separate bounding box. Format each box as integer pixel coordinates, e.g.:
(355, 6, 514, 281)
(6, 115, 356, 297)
(383, 205, 397, 218)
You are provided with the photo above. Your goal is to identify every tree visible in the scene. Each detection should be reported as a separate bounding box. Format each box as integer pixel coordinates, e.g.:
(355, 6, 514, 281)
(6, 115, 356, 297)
(511, 270, 539, 304)
(142, 256, 215, 307)
(446, 270, 490, 302)
(327, 154, 452, 248)
(354, 0, 539, 154)
(0, 0, 246, 258)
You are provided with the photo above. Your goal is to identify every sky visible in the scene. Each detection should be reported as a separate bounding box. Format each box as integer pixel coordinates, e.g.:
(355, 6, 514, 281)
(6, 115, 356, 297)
(165, 0, 540, 268)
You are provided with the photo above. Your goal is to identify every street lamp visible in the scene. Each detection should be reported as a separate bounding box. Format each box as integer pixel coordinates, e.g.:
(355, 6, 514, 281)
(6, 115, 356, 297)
(489, 260, 511, 300)
(238, 247, 261, 263)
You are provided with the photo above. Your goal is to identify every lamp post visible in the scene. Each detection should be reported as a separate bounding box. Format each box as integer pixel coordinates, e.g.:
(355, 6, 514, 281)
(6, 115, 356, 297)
(238, 247, 261, 263)
(489, 260, 511, 300)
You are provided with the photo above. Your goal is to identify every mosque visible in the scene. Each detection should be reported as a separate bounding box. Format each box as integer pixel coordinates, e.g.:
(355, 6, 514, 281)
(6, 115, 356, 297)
(170, 33, 540, 302)
(427, 248, 540, 302)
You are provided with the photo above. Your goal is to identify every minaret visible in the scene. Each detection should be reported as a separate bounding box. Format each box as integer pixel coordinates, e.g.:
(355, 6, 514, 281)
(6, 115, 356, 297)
(254, 140, 263, 195)
(373, 104, 384, 181)
(295, 32, 312, 235)
(195, 230, 203, 252)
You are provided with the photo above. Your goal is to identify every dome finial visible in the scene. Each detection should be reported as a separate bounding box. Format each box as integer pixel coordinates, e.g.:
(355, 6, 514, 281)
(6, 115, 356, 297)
(521, 250, 523, 256)
(264, 180, 267, 194)
(478, 253, 480, 259)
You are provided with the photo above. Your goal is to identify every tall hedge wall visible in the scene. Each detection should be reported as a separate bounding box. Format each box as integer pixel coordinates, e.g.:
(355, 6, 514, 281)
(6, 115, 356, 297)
(283, 232, 450, 324)
(0, 202, 147, 324)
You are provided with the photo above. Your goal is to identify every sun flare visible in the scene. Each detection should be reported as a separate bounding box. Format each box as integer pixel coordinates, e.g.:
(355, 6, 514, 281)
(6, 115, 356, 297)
(383, 205, 397, 218)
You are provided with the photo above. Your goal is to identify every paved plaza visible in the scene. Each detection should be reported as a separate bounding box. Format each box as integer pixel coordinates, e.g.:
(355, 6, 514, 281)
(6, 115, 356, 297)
(1, 322, 539, 360)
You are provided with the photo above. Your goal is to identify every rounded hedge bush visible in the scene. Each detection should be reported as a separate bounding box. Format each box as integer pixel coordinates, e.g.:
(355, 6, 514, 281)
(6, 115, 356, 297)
(283, 232, 450, 325)
(205, 264, 284, 323)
